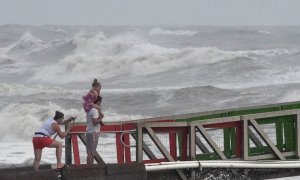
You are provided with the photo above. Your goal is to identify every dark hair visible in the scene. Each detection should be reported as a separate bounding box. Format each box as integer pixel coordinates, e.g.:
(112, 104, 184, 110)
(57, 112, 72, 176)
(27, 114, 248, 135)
(54, 111, 64, 120)
(94, 96, 102, 104)
(92, 79, 101, 88)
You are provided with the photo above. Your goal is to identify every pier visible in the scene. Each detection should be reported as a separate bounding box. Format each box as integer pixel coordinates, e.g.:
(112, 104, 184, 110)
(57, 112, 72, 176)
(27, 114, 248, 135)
(2, 101, 300, 179)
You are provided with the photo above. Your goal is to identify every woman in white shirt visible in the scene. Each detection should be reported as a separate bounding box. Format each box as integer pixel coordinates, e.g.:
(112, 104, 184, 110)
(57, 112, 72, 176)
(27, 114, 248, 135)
(32, 111, 76, 171)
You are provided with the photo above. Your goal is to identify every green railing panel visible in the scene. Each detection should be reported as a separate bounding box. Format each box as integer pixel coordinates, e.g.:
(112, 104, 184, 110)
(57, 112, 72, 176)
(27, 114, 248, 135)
(224, 128, 231, 157)
(256, 117, 278, 124)
(177, 132, 183, 160)
(276, 119, 284, 151)
(250, 146, 271, 155)
(281, 103, 300, 110)
(231, 127, 236, 156)
(283, 116, 295, 151)
(175, 102, 300, 160)
(176, 102, 300, 123)
(228, 107, 280, 116)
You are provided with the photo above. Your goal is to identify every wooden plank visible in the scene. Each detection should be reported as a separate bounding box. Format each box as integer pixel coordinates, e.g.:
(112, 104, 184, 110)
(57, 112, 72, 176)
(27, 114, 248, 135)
(189, 125, 196, 160)
(249, 128, 263, 147)
(247, 151, 295, 161)
(195, 135, 210, 153)
(136, 125, 143, 163)
(195, 116, 241, 126)
(144, 126, 188, 180)
(203, 121, 239, 128)
(77, 133, 105, 165)
(249, 119, 286, 160)
(243, 110, 300, 120)
(243, 119, 249, 160)
(131, 133, 156, 160)
(139, 122, 188, 128)
(196, 125, 227, 160)
(65, 126, 72, 165)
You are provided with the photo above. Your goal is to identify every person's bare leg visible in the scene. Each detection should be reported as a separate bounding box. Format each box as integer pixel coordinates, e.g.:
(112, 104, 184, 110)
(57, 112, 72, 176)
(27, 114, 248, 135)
(87, 152, 94, 165)
(49, 140, 64, 168)
(33, 148, 42, 171)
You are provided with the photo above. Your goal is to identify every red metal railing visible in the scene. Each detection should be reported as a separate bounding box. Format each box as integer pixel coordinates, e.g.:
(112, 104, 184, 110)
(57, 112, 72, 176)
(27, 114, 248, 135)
(69, 120, 184, 165)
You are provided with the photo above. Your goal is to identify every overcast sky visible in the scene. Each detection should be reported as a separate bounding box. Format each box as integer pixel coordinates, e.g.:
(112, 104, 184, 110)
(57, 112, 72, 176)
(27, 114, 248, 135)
(1, 0, 300, 26)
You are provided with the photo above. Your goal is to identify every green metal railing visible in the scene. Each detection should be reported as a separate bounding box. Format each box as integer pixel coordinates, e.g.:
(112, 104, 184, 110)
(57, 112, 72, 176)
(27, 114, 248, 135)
(175, 101, 300, 160)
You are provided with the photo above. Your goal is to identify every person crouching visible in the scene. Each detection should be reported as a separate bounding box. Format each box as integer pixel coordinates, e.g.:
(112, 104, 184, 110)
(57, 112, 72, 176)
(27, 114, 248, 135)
(32, 111, 76, 171)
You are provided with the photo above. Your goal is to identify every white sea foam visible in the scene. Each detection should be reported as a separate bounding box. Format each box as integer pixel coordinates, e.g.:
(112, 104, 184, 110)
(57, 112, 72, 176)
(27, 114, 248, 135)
(0, 103, 81, 141)
(258, 30, 273, 35)
(149, 27, 198, 36)
(0, 101, 146, 141)
(0, 83, 69, 96)
(279, 90, 300, 103)
(8, 32, 49, 55)
(30, 30, 298, 84)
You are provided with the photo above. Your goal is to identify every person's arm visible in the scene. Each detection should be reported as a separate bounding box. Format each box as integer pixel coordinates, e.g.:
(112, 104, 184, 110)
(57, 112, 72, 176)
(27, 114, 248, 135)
(52, 123, 71, 139)
(60, 117, 77, 125)
(92, 117, 99, 126)
(91, 109, 103, 126)
(92, 114, 104, 126)
(99, 112, 104, 125)
(92, 103, 101, 110)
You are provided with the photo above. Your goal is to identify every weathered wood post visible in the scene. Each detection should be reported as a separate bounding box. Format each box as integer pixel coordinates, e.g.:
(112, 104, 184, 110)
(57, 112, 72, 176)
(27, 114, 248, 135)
(65, 123, 72, 165)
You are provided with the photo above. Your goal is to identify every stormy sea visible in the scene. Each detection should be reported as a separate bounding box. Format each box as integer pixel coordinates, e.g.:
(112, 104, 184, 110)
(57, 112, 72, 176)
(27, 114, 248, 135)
(1, 25, 300, 179)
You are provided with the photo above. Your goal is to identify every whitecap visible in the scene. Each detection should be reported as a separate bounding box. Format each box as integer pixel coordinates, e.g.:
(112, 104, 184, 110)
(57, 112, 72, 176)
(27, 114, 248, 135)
(149, 27, 198, 36)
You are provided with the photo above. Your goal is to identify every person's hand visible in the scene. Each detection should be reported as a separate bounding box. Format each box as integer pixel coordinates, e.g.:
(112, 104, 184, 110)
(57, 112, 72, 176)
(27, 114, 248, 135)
(66, 123, 74, 132)
(99, 112, 104, 118)
(100, 120, 104, 126)
(70, 116, 77, 121)
(96, 106, 101, 111)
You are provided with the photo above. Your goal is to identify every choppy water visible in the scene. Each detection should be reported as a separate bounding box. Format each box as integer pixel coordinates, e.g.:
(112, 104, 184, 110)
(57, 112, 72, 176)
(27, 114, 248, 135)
(1, 25, 300, 172)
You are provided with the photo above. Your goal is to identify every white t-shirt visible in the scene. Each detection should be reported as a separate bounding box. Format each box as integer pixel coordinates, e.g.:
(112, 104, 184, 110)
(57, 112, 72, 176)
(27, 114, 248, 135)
(86, 108, 100, 133)
(37, 118, 56, 137)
